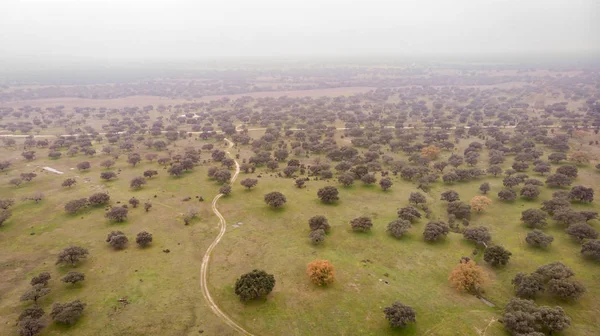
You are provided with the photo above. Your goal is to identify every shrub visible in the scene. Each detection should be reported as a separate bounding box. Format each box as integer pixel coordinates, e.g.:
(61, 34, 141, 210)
(136, 231, 153, 247)
(309, 229, 326, 245)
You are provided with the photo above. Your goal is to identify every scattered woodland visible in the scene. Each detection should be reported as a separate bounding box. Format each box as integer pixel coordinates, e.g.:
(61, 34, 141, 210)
(0, 64, 599, 335)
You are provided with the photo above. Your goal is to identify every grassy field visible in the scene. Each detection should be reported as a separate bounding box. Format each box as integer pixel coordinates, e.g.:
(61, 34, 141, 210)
(207, 135, 600, 336)
(0, 137, 234, 336)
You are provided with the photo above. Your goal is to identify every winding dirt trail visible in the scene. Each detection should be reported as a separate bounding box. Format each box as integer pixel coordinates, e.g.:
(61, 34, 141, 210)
(200, 138, 253, 335)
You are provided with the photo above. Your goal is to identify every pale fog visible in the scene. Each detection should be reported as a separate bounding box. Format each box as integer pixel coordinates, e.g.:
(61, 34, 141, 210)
(0, 0, 598, 64)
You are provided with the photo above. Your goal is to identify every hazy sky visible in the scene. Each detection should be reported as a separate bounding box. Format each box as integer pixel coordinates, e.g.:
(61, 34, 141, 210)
(0, 0, 598, 61)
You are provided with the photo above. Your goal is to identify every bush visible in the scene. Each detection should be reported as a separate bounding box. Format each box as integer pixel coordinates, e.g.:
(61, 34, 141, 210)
(306, 260, 335, 286)
(234, 269, 275, 301)
(350, 216, 372, 232)
(383, 302, 416, 328)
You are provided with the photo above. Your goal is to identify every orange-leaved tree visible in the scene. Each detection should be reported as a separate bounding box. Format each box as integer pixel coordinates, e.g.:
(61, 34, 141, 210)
(306, 260, 335, 286)
(421, 145, 441, 160)
(470, 196, 492, 212)
(448, 259, 487, 294)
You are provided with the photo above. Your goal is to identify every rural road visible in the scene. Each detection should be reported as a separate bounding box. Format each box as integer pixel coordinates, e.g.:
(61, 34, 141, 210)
(200, 138, 253, 335)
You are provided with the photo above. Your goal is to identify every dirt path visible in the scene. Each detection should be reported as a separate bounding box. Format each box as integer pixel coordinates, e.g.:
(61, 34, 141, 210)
(200, 138, 251, 335)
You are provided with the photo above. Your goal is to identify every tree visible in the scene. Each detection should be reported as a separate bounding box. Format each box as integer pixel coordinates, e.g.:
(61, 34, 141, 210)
(217, 184, 231, 195)
(440, 190, 460, 202)
(535, 262, 574, 281)
(498, 189, 517, 201)
(0, 210, 11, 227)
(144, 202, 152, 212)
(512, 272, 545, 298)
(17, 306, 45, 322)
(580, 239, 600, 260)
(447, 201, 471, 219)
(448, 259, 486, 293)
(398, 206, 421, 222)
(470, 196, 492, 212)
(556, 165, 578, 178)
(136, 231, 153, 247)
(306, 260, 335, 286)
(0, 198, 14, 210)
(128, 197, 139, 208)
(100, 171, 117, 180)
(88, 192, 110, 205)
(483, 245, 512, 266)
(361, 174, 377, 185)
(234, 269, 275, 301)
(501, 298, 540, 335)
(545, 173, 573, 188)
(50, 300, 86, 324)
(64, 198, 87, 213)
(213, 169, 232, 184)
(541, 197, 570, 215)
(521, 209, 548, 229)
(76, 161, 91, 171)
(379, 177, 393, 191)
(421, 145, 440, 160)
(240, 178, 258, 190)
(105, 206, 128, 222)
(309, 229, 326, 245)
(533, 163, 551, 175)
(463, 226, 491, 246)
(338, 173, 355, 187)
(526, 230, 554, 248)
(100, 160, 115, 169)
(547, 278, 586, 300)
(518, 185, 540, 200)
(387, 219, 411, 238)
(30, 272, 51, 287)
(18, 317, 45, 336)
(350, 216, 372, 232)
(143, 170, 158, 178)
(283, 166, 298, 178)
(565, 223, 598, 242)
(264, 192, 286, 208)
(383, 302, 416, 328)
(0, 160, 11, 171)
(308, 215, 330, 232)
(22, 192, 44, 204)
(409, 192, 427, 206)
(183, 208, 199, 225)
(20, 284, 51, 304)
(61, 272, 85, 285)
(503, 176, 520, 189)
(106, 231, 128, 249)
(317, 186, 339, 203)
(569, 185, 594, 202)
(168, 164, 184, 177)
(295, 179, 306, 188)
(61, 178, 77, 188)
(423, 221, 449, 242)
(487, 165, 503, 177)
(22, 151, 36, 161)
(130, 176, 147, 189)
(569, 151, 590, 164)
(479, 182, 490, 194)
(539, 305, 571, 334)
(548, 152, 567, 163)
(10, 178, 23, 187)
(127, 153, 141, 166)
(56, 246, 89, 266)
